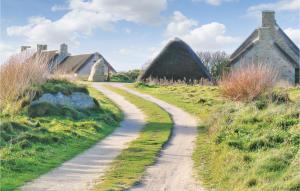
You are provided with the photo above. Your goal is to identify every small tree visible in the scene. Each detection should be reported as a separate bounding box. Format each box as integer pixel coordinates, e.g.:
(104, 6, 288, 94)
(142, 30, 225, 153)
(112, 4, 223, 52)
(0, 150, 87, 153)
(197, 51, 230, 81)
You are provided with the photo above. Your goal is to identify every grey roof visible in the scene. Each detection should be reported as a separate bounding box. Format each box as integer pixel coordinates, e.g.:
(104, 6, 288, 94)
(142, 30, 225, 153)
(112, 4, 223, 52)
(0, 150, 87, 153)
(94, 53, 117, 73)
(229, 29, 258, 64)
(32, 50, 59, 65)
(229, 25, 300, 68)
(58, 52, 117, 73)
(139, 38, 212, 81)
(58, 54, 94, 73)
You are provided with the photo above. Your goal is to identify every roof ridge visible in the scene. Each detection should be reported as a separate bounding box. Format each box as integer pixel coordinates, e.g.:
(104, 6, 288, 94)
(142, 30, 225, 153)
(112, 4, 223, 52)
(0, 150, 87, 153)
(230, 29, 259, 60)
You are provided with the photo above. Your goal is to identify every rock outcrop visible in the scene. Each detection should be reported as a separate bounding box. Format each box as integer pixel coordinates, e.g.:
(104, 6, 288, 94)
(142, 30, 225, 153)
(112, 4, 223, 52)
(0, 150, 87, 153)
(32, 92, 97, 109)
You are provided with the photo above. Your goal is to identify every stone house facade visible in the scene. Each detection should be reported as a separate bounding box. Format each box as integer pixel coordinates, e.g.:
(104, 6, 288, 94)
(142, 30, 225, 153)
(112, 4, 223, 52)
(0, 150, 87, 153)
(229, 11, 300, 85)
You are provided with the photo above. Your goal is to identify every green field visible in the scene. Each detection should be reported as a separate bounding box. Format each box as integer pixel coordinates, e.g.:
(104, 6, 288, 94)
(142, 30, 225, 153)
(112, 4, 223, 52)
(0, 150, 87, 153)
(0, 82, 122, 191)
(93, 85, 172, 191)
(131, 83, 300, 191)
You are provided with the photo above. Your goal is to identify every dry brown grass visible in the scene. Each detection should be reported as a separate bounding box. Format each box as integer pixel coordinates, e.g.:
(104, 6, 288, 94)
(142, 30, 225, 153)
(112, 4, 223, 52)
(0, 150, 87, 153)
(141, 76, 213, 86)
(50, 69, 77, 82)
(0, 51, 49, 113)
(219, 64, 278, 101)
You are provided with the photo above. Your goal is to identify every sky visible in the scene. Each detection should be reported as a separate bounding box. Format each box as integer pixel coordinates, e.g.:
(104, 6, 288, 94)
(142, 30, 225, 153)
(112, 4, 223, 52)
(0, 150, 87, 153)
(1, 0, 300, 71)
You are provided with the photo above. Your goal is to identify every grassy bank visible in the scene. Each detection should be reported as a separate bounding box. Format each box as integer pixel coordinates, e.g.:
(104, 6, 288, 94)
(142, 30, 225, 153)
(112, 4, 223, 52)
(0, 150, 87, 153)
(0, 82, 122, 191)
(93, 85, 172, 191)
(131, 83, 300, 191)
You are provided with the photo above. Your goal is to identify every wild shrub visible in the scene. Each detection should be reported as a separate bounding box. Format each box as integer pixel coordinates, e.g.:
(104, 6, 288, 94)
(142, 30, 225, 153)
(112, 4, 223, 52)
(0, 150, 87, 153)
(220, 64, 278, 101)
(111, 69, 140, 82)
(0, 51, 49, 113)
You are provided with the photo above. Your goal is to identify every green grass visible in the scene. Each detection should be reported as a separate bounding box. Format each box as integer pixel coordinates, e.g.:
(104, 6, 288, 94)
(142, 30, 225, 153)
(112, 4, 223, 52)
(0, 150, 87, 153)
(0, 85, 123, 191)
(93, 85, 172, 191)
(131, 83, 300, 191)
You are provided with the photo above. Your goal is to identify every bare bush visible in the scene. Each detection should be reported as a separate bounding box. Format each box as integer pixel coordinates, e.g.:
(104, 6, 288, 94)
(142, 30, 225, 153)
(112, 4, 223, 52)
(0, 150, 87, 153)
(197, 51, 230, 81)
(0, 51, 49, 112)
(220, 64, 278, 101)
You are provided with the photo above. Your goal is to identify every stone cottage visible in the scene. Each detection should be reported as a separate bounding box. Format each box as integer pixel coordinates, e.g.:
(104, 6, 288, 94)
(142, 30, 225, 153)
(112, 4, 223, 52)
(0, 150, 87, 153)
(229, 11, 300, 85)
(28, 44, 116, 81)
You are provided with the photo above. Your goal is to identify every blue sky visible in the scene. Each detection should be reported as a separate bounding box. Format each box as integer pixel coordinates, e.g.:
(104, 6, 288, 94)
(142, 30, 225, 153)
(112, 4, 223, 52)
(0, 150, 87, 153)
(1, 0, 300, 71)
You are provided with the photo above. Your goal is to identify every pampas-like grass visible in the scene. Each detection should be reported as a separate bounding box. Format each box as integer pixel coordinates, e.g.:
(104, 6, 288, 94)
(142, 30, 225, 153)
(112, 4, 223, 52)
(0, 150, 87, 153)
(220, 64, 278, 101)
(0, 51, 49, 113)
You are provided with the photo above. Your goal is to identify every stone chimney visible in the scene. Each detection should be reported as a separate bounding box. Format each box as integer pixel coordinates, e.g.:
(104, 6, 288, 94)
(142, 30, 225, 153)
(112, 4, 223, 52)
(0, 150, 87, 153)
(21, 46, 31, 52)
(262, 10, 276, 28)
(54, 43, 70, 67)
(60, 43, 68, 55)
(37, 44, 47, 53)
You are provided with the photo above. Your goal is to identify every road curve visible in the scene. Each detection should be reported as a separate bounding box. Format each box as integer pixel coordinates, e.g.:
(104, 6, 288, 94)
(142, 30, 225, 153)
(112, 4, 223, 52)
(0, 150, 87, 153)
(109, 83, 205, 191)
(21, 83, 146, 191)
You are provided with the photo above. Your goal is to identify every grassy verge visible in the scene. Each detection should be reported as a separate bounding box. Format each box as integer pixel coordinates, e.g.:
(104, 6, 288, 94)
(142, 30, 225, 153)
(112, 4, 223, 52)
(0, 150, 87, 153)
(93, 85, 172, 191)
(0, 84, 122, 191)
(131, 83, 300, 191)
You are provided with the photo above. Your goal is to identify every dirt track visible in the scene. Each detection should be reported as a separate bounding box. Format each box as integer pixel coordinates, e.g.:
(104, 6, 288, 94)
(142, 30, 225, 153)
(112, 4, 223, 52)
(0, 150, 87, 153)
(21, 83, 204, 191)
(110, 83, 204, 191)
(21, 83, 145, 191)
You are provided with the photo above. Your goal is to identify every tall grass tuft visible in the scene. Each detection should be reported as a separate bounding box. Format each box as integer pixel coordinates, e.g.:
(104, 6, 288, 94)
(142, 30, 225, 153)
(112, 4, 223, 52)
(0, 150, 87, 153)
(220, 64, 278, 101)
(0, 51, 49, 113)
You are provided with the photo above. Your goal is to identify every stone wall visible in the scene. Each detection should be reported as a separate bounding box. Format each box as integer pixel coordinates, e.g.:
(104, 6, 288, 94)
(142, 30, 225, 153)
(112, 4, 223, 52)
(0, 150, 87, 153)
(76, 54, 108, 80)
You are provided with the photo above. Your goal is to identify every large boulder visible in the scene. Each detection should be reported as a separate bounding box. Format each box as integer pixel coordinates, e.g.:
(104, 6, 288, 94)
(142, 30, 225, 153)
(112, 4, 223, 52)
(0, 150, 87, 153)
(32, 92, 97, 109)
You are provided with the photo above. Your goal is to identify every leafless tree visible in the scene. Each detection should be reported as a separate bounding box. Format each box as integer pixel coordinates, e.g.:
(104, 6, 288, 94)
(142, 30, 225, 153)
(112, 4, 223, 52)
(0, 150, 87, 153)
(197, 51, 230, 81)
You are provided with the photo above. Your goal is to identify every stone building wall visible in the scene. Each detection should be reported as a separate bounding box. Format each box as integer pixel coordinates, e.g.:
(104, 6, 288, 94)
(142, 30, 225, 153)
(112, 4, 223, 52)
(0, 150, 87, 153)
(76, 54, 108, 80)
(231, 28, 297, 84)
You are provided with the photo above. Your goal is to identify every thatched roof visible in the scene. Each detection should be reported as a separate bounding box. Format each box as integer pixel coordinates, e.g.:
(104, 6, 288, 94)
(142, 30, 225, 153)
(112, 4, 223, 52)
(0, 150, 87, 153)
(139, 38, 211, 81)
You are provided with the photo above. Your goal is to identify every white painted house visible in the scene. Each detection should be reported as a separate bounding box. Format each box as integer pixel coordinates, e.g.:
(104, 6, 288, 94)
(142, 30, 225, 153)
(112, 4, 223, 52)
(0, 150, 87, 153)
(29, 44, 116, 81)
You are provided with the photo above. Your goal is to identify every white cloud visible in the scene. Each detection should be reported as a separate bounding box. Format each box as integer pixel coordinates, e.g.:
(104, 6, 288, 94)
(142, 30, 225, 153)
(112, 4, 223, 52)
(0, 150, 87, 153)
(0, 42, 17, 63)
(6, 0, 167, 46)
(165, 11, 197, 37)
(247, 0, 300, 16)
(284, 27, 300, 47)
(192, 0, 238, 6)
(51, 4, 69, 12)
(124, 28, 131, 34)
(165, 11, 240, 52)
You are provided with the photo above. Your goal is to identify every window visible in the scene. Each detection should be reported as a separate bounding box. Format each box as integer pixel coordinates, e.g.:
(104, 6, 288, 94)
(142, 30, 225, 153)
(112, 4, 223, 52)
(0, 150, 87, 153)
(296, 68, 299, 84)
